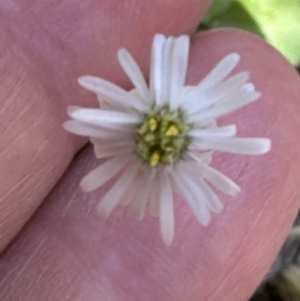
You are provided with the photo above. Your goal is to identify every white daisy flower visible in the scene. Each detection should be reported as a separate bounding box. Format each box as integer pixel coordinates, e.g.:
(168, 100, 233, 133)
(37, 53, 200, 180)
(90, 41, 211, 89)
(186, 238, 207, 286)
(63, 34, 271, 245)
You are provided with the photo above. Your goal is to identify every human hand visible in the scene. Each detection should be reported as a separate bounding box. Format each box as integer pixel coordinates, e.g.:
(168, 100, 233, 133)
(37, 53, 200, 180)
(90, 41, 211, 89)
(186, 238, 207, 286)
(1, 1, 300, 300)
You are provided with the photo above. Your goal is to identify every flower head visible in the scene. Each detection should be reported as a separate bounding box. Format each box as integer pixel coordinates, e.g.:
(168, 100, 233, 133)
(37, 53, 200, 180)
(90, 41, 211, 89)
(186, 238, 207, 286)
(64, 34, 271, 245)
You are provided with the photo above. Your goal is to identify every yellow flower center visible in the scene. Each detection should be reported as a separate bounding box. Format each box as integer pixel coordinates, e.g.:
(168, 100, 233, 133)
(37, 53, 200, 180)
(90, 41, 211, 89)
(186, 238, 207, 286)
(134, 106, 191, 167)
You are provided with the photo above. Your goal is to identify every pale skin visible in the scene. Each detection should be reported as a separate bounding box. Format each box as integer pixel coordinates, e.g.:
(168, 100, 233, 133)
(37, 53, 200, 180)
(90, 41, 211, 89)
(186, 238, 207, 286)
(1, 0, 300, 300)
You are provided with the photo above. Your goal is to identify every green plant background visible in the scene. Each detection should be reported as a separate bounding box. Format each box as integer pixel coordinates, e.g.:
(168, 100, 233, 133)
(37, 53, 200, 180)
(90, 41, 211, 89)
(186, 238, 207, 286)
(199, 0, 300, 66)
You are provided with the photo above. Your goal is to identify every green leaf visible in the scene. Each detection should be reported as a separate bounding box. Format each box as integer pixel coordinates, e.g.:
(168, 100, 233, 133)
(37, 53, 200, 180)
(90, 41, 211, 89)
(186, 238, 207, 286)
(237, 0, 300, 66)
(201, 1, 264, 37)
(202, 0, 233, 23)
(200, 0, 300, 66)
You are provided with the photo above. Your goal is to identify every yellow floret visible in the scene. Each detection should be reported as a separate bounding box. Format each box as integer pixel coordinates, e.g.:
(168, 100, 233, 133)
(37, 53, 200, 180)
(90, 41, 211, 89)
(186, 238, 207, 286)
(148, 118, 158, 132)
(150, 150, 160, 167)
(165, 125, 179, 136)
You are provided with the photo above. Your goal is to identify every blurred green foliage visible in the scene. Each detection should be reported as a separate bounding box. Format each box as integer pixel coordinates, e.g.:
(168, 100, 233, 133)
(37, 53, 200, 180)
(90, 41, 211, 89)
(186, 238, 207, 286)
(200, 0, 300, 66)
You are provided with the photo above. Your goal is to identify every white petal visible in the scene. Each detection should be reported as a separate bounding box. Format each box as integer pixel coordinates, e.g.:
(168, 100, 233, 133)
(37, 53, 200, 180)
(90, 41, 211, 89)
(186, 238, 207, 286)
(170, 35, 190, 109)
(129, 170, 151, 220)
(93, 141, 132, 159)
(63, 120, 102, 137)
(182, 89, 212, 114)
(182, 53, 240, 111)
(161, 37, 176, 105)
(197, 179, 223, 213)
(189, 88, 261, 123)
(214, 72, 250, 97)
(97, 164, 139, 217)
(67, 106, 140, 126)
(117, 48, 150, 101)
(159, 171, 175, 245)
(90, 132, 130, 142)
(172, 167, 211, 226)
(196, 53, 240, 90)
(96, 96, 115, 110)
(188, 151, 213, 165)
(244, 83, 255, 92)
(183, 72, 249, 113)
(78, 75, 147, 112)
(189, 125, 237, 138)
(90, 133, 130, 144)
(194, 137, 271, 155)
(80, 156, 132, 192)
(196, 163, 240, 196)
(149, 175, 160, 217)
(120, 166, 141, 207)
(150, 34, 166, 105)
(179, 162, 225, 211)
(63, 120, 128, 138)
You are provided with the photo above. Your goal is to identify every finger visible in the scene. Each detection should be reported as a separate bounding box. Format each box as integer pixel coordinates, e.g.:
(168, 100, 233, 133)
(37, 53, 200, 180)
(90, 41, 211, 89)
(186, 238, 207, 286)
(0, 0, 212, 250)
(1, 28, 300, 301)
